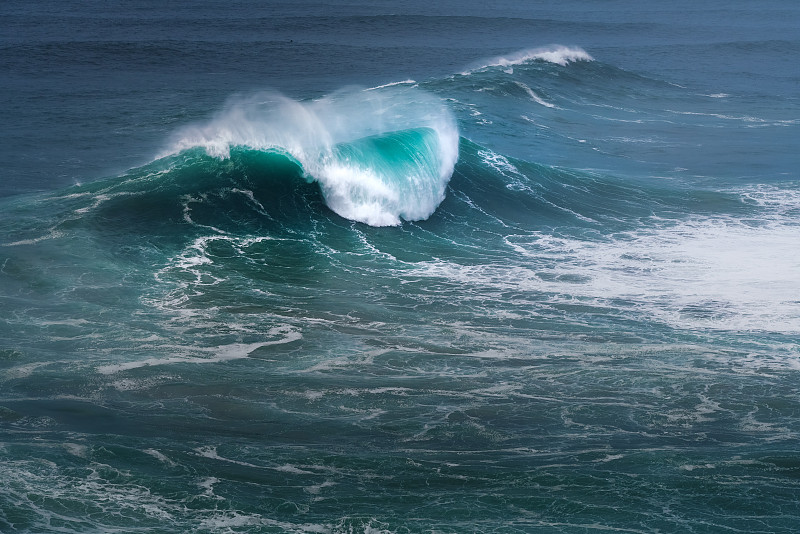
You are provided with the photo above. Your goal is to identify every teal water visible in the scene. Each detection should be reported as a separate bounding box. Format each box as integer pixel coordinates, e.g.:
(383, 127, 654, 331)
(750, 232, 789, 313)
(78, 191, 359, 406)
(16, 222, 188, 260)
(2, 2, 800, 532)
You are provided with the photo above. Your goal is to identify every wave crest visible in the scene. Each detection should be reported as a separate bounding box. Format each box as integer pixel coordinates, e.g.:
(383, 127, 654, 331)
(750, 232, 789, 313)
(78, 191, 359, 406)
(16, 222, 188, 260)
(163, 87, 459, 226)
(463, 45, 594, 74)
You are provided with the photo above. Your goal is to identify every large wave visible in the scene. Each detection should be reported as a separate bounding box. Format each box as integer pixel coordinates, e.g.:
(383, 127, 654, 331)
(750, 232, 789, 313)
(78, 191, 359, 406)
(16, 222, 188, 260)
(164, 86, 459, 226)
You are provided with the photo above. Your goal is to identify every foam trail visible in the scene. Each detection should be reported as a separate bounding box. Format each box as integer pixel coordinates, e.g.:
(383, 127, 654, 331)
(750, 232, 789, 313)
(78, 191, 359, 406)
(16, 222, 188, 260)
(165, 86, 459, 226)
(365, 79, 417, 91)
(514, 81, 557, 108)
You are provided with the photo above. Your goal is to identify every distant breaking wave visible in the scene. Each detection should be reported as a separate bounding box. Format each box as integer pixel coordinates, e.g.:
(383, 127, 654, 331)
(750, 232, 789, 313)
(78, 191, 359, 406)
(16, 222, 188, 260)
(165, 86, 459, 226)
(462, 45, 594, 74)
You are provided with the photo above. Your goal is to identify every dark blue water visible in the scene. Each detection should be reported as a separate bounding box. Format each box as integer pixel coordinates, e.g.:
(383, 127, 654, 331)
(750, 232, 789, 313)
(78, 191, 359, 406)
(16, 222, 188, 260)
(2, 1, 799, 532)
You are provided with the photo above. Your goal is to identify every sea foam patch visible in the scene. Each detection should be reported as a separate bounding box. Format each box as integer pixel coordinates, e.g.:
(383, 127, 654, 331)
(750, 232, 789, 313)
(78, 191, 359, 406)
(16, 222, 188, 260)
(414, 207, 800, 334)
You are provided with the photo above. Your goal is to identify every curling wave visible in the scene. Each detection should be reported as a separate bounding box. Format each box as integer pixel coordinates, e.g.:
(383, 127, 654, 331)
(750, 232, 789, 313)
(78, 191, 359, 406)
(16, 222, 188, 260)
(165, 86, 459, 226)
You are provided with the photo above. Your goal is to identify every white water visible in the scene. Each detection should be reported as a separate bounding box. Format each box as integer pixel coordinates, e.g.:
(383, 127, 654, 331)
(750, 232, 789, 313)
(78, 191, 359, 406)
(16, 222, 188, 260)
(408, 182, 800, 334)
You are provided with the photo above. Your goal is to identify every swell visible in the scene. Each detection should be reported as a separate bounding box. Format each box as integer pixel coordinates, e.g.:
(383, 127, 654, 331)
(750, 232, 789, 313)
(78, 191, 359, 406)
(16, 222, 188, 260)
(2, 128, 799, 340)
(1, 134, 785, 244)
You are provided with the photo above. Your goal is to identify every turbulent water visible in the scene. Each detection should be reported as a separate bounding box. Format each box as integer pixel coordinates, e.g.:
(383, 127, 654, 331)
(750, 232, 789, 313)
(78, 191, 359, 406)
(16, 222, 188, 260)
(2, 2, 799, 533)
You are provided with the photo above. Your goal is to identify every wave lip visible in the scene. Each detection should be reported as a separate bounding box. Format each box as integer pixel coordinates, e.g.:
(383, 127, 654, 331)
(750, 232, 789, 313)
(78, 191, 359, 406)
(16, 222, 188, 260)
(164, 86, 459, 227)
(463, 45, 594, 74)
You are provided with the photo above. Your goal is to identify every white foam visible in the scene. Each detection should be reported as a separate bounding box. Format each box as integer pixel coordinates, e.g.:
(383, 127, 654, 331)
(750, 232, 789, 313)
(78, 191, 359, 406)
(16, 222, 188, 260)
(364, 79, 417, 91)
(275, 464, 315, 475)
(666, 109, 797, 127)
(413, 199, 800, 333)
(63, 443, 88, 458)
(194, 446, 261, 468)
(143, 448, 177, 466)
(477, 149, 522, 177)
(197, 477, 223, 500)
(0, 454, 347, 532)
(317, 163, 403, 226)
(4, 230, 65, 247)
(739, 184, 800, 214)
(514, 81, 557, 108)
(305, 480, 336, 495)
(4, 362, 49, 380)
(96, 326, 301, 374)
(666, 109, 767, 123)
(149, 233, 285, 310)
(197, 513, 329, 533)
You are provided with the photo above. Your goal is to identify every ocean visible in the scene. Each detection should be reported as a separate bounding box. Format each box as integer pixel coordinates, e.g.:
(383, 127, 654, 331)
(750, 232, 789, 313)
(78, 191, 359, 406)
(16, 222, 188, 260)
(1, 1, 799, 532)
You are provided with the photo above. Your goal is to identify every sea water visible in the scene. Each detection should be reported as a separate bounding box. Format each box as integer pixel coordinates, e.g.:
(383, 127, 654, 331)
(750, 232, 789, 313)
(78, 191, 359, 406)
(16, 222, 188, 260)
(1, 1, 799, 532)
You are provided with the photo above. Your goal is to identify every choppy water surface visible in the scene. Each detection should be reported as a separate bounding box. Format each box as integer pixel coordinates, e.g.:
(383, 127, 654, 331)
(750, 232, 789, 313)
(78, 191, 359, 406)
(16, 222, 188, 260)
(1, 1, 799, 532)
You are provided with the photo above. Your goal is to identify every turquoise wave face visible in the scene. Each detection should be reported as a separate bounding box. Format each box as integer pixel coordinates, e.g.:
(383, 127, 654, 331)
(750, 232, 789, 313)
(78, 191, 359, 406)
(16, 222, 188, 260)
(324, 127, 450, 225)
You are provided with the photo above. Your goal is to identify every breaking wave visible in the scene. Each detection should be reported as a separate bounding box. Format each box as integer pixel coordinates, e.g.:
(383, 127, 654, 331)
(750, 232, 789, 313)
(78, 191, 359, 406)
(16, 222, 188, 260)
(164, 86, 459, 226)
